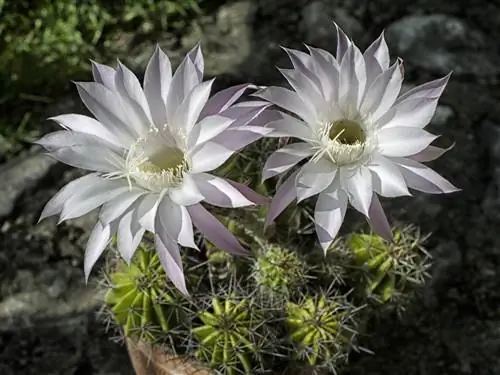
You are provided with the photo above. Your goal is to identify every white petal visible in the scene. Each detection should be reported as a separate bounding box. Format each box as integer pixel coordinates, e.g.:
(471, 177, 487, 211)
(262, 142, 314, 181)
(217, 102, 269, 130)
(366, 193, 393, 241)
(173, 79, 214, 135)
(200, 83, 252, 119)
(193, 173, 254, 208)
(296, 158, 337, 202)
(363, 31, 390, 85)
(265, 111, 313, 141)
(208, 126, 272, 155)
(335, 22, 351, 62)
(75, 82, 138, 142)
(156, 196, 197, 249)
(396, 74, 450, 103)
(361, 61, 402, 122)
(408, 143, 454, 163)
(339, 45, 366, 109)
(99, 189, 145, 224)
(341, 166, 373, 217)
(39, 173, 101, 222)
(315, 187, 348, 253)
(187, 115, 234, 149)
(368, 153, 411, 197)
(377, 97, 440, 129)
(169, 173, 204, 206)
(391, 157, 460, 194)
(154, 231, 188, 295)
(166, 55, 199, 126)
(377, 127, 438, 157)
(188, 141, 235, 173)
(144, 45, 172, 128)
(265, 170, 299, 226)
(254, 86, 316, 124)
(117, 209, 145, 263)
(84, 221, 113, 282)
(187, 44, 204, 82)
(91, 61, 116, 90)
(49, 114, 124, 148)
(36, 131, 125, 173)
(115, 61, 152, 134)
(59, 180, 130, 222)
(306, 45, 339, 102)
(282, 47, 323, 93)
(135, 193, 162, 232)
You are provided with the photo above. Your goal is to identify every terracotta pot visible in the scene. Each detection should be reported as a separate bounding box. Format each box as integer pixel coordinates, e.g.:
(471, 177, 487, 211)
(126, 339, 328, 375)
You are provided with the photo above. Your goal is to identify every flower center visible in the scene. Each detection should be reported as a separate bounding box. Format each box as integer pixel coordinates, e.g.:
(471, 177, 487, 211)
(123, 127, 188, 192)
(328, 119, 366, 145)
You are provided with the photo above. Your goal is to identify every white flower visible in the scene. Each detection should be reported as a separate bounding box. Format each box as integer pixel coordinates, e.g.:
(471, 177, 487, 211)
(256, 24, 459, 252)
(37, 45, 271, 294)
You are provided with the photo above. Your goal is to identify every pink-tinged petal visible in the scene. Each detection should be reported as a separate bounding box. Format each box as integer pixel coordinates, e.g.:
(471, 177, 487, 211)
(156, 196, 198, 249)
(279, 68, 327, 118)
(361, 60, 403, 121)
(396, 74, 450, 103)
(368, 153, 411, 197)
(391, 157, 460, 194)
(84, 221, 114, 282)
(209, 125, 272, 154)
(136, 193, 163, 232)
(144, 45, 172, 128)
(296, 158, 337, 202)
(262, 142, 314, 181)
(49, 114, 124, 148)
(253, 86, 316, 124)
(187, 203, 248, 255)
(91, 60, 116, 90)
(224, 179, 269, 205)
(117, 209, 145, 263)
(335, 22, 351, 62)
(39, 173, 101, 222)
(265, 111, 313, 141)
(173, 79, 214, 134)
(282, 47, 323, 93)
(36, 131, 125, 173)
(155, 231, 188, 296)
(341, 166, 373, 217)
(377, 127, 439, 157)
(366, 193, 393, 241)
(99, 189, 145, 224)
(169, 172, 204, 206)
(315, 187, 348, 253)
(200, 83, 253, 119)
(377, 97, 441, 129)
(187, 43, 204, 82)
(166, 55, 199, 126)
(187, 115, 234, 149)
(363, 31, 390, 84)
(59, 181, 130, 222)
(75, 82, 137, 143)
(408, 143, 455, 162)
(306, 45, 340, 102)
(115, 61, 152, 134)
(193, 173, 254, 208)
(218, 102, 270, 130)
(265, 170, 299, 227)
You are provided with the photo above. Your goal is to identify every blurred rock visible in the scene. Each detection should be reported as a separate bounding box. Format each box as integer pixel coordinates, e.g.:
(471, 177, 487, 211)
(386, 14, 500, 77)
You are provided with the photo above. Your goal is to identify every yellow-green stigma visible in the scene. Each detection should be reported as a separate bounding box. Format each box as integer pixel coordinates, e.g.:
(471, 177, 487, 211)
(328, 119, 366, 145)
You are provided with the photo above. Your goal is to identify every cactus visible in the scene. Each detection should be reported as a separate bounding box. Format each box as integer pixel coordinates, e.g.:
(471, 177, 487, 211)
(285, 294, 359, 371)
(347, 225, 431, 305)
(192, 296, 261, 375)
(104, 242, 185, 343)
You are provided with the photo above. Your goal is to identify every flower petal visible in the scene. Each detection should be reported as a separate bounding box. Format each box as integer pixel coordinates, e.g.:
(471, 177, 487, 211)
(377, 96, 443, 130)
(265, 170, 299, 227)
(341, 166, 373, 217)
(49, 114, 124, 148)
(187, 203, 248, 255)
(391, 157, 460, 194)
(188, 142, 237, 174)
(282, 47, 323, 93)
(200, 83, 252, 119)
(208, 126, 272, 157)
(366, 193, 393, 241)
(296, 158, 336, 202)
(144, 45, 172, 128)
(169, 172, 204, 206)
(187, 43, 204, 82)
(99, 189, 145, 224)
(306, 45, 339, 102)
(363, 31, 390, 85)
(264, 111, 313, 141)
(224, 179, 269, 205)
(408, 143, 454, 163)
(335, 22, 351, 62)
(155, 231, 188, 295)
(396, 74, 450, 103)
(173, 79, 214, 135)
(187, 114, 234, 149)
(91, 61, 116, 90)
(193, 173, 254, 208)
(368, 153, 411, 197)
(117, 209, 145, 263)
(156, 196, 198, 249)
(36, 131, 125, 173)
(262, 142, 314, 181)
(315, 187, 348, 253)
(377, 127, 438, 157)
(84, 221, 114, 282)
(136, 193, 163, 232)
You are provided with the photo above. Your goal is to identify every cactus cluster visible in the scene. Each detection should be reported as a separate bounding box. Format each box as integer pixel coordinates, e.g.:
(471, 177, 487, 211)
(101, 212, 431, 375)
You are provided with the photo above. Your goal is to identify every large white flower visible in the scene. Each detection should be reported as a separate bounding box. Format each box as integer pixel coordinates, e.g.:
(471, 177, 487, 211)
(37, 45, 271, 294)
(256, 24, 459, 252)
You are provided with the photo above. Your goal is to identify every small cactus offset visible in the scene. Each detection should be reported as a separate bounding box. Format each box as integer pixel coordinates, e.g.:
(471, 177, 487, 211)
(347, 225, 431, 307)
